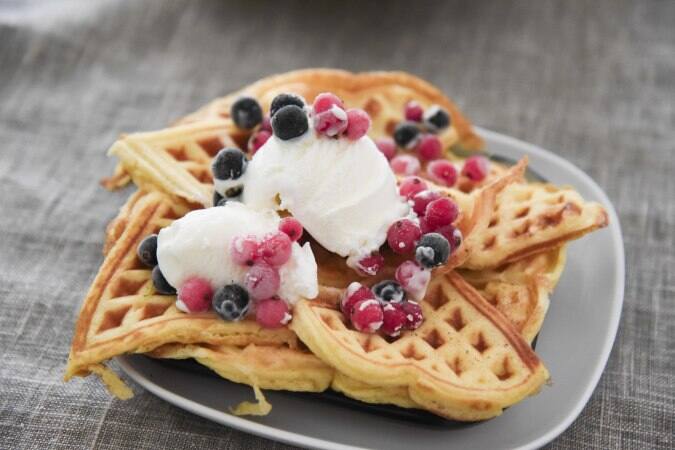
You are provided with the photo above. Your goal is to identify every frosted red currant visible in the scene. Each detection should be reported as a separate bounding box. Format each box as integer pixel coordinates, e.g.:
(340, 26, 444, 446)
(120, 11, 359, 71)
(416, 134, 442, 161)
(387, 219, 422, 254)
(404, 101, 424, 122)
(313, 92, 344, 114)
(260, 116, 273, 132)
(462, 155, 490, 182)
(401, 301, 424, 330)
(427, 159, 457, 187)
(314, 106, 348, 137)
(411, 189, 442, 216)
(354, 252, 385, 276)
(255, 298, 291, 328)
(230, 235, 260, 266)
(341, 282, 376, 316)
(395, 261, 430, 301)
(350, 299, 384, 333)
(344, 108, 371, 140)
(177, 277, 213, 313)
(375, 137, 397, 160)
(244, 263, 280, 300)
(432, 224, 463, 252)
(390, 154, 421, 176)
(381, 303, 407, 337)
(278, 217, 303, 242)
(425, 197, 459, 229)
(258, 232, 292, 267)
(398, 176, 428, 200)
(248, 130, 271, 155)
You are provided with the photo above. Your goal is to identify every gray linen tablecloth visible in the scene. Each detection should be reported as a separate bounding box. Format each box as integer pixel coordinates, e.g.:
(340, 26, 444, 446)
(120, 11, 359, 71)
(1, 1, 673, 448)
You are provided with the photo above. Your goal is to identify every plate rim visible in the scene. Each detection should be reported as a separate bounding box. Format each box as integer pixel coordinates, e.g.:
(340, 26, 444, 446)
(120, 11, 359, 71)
(117, 127, 625, 450)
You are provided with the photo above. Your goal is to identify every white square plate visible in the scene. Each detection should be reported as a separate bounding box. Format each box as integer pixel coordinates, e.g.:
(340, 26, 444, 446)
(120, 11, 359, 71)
(118, 128, 625, 450)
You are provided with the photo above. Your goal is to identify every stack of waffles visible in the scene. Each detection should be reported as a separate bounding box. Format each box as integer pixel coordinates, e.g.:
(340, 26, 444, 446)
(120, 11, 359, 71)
(66, 69, 608, 420)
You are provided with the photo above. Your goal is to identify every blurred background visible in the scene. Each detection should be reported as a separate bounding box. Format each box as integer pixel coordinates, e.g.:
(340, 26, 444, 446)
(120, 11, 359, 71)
(1, 1, 673, 449)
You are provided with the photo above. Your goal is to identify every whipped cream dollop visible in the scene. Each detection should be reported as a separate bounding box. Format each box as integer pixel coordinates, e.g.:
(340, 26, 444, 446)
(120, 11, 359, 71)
(241, 133, 410, 263)
(156, 202, 318, 304)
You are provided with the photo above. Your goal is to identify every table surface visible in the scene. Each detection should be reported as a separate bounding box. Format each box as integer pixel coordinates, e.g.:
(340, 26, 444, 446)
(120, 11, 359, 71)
(1, 1, 673, 449)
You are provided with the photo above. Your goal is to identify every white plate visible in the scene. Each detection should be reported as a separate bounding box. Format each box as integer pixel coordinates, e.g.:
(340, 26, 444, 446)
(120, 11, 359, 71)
(117, 127, 625, 450)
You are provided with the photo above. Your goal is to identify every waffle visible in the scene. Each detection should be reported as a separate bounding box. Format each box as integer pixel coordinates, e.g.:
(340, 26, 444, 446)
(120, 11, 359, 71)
(65, 190, 320, 398)
(299, 245, 566, 412)
(69, 69, 611, 420)
(102, 118, 235, 192)
(290, 271, 549, 421)
(180, 69, 483, 150)
(105, 69, 483, 191)
(67, 176, 554, 418)
(460, 182, 608, 269)
(107, 120, 527, 278)
(106, 117, 606, 276)
(143, 246, 565, 416)
(460, 246, 567, 343)
(104, 120, 228, 204)
(148, 343, 333, 394)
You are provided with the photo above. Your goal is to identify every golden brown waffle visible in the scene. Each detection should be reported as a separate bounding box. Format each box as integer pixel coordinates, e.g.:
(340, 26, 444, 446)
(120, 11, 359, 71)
(105, 69, 483, 190)
(460, 246, 567, 343)
(67, 180, 557, 419)
(106, 118, 606, 277)
(148, 343, 333, 393)
(180, 69, 483, 151)
(68, 186, 564, 419)
(70, 69, 610, 420)
(307, 246, 566, 411)
(65, 190, 317, 397)
(460, 182, 608, 269)
(146, 245, 564, 416)
(107, 120, 527, 279)
(102, 119, 234, 192)
(291, 272, 549, 421)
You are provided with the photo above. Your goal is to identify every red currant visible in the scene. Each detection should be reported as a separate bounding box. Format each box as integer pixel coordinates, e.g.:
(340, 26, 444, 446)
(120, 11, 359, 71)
(386, 219, 422, 254)
(398, 176, 428, 200)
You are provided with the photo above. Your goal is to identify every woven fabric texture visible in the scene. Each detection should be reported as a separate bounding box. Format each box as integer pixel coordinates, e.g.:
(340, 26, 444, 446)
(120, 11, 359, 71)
(0, 0, 672, 448)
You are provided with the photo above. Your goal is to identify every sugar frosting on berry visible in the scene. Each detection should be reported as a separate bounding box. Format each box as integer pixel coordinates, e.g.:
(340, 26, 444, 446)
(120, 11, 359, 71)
(156, 202, 317, 304)
(241, 131, 410, 265)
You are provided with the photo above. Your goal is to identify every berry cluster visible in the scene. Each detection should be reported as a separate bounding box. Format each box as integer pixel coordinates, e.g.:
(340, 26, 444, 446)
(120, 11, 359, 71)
(340, 279, 424, 338)
(350, 176, 463, 285)
(229, 96, 271, 155)
(393, 176, 463, 265)
(137, 217, 304, 329)
(310, 93, 371, 140)
(231, 91, 374, 158)
(377, 101, 450, 161)
(374, 101, 490, 186)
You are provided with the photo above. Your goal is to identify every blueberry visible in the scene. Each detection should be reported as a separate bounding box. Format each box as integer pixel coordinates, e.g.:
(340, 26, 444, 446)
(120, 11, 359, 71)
(271, 105, 309, 140)
(424, 106, 451, 132)
(393, 121, 421, 149)
(212, 148, 247, 181)
(230, 96, 263, 129)
(270, 93, 305, 117)
(213, 284, 250, 321)
(152, 266, 176, 295)
(137, 234, 158, 267)
(415, 232, 450, 268)
(372, 280, 405, 303)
